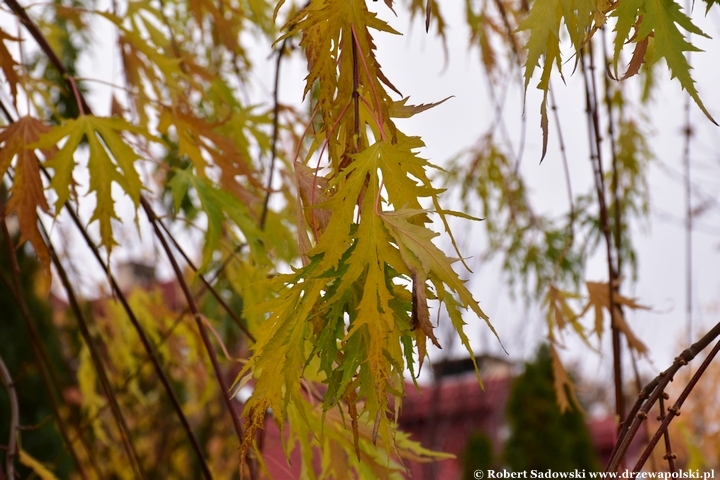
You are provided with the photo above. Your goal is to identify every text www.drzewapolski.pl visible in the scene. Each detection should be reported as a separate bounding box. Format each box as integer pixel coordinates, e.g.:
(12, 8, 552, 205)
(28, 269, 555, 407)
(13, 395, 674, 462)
(473, 470, 716, 480)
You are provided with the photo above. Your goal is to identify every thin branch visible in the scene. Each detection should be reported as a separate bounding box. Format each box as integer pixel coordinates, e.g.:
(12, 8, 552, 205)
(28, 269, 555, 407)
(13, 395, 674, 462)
(657, 392, 676, 472)
(65, 244, 249, 446)
(3, 0, 92, 115)
(0, 355, 19, 480)
(50, 190, 214, 480)
(683, 0, 694, 346)
(581, 40, 625, 426)
(7, 6, 249, 476)
(0, 188, 91, 480)
(548, 86, 575, 230)
(606, 320, 720, 471)
(141, 199, 257, 480)
(632, 338, 720, 472)
(5, 84, 219, 477)
(40, 222, 147, 479)
(683, 92, 693, 346)
(260, 38, 289, 230)
(154, 217, 255, 342)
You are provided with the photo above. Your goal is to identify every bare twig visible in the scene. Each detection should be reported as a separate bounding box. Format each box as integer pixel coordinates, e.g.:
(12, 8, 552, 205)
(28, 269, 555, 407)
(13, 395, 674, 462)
(0, 355, 19, 480)
(142, 199, 257, 480)
(581, 40, 625, 425)
(260, 37, 289, 230)
(657, 392, 677, 472)
(606, 320, 720, 471)
(632, 338, 720, 471)
(40, 222, 147, 479)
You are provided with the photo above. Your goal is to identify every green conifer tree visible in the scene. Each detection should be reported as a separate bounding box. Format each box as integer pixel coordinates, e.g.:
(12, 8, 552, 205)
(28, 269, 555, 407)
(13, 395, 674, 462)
(463, 431, 495, 479)
(504, 345, 599, 472)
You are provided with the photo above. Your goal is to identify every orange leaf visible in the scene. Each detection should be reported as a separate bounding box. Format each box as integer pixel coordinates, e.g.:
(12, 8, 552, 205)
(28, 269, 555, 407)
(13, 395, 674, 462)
(620, 36, 649, 80)
(0, 30, 20, 106)
(0, 117, 52, 275)
(584, 281, 649, 354)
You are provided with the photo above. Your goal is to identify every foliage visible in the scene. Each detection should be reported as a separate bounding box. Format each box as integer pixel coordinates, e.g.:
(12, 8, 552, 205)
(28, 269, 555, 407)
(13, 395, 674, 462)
(504, 344, 599, 472)
(0, 0, 718, 476)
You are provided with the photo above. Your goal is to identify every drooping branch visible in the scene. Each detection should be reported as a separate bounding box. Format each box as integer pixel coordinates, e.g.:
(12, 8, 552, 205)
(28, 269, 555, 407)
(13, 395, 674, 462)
(50, 189, 214, 480)
(40, 222, 147, 479)
(0, 354, 19, 480)
(141, 199, 257, 480)
(631, 338, 720, 472)
(6, 2, 256, 475)
(580, 40, 625, 426)
(0, 184, 90, 480)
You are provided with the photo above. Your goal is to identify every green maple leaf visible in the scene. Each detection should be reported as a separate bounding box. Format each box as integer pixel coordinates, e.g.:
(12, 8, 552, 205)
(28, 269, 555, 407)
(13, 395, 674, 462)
(613, 0, 716, 124)
(168, 168, 264, 270)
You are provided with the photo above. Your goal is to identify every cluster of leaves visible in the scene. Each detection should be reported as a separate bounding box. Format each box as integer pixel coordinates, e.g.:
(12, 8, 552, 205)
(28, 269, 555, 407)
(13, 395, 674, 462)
(0, 0, 499, 477)
(444, 0, 715, 423)
(1, 0, 718, 475)
(235, 0, 496, 469)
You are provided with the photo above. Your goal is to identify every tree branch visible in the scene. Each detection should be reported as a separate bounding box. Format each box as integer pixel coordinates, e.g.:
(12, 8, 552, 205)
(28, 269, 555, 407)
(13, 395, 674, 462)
(39, 222, 147, 479)
(606, 320, 720, 471)
(142, 199, 257, 480)
(0, 354, 19, 480)
(632, 338, 720, 472)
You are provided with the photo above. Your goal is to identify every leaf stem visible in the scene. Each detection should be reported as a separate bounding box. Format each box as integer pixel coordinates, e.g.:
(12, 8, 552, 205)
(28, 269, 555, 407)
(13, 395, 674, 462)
(350, 24, 386, 142)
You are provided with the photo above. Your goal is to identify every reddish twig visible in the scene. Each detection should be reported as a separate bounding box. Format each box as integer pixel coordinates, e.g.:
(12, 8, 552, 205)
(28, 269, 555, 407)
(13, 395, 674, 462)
(0, 355, 19, 480)
(606, 321, 720, 471)
(142, 199, 257, 480)
(632, 339, 720, 472)
(657, 392, 677, 472)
